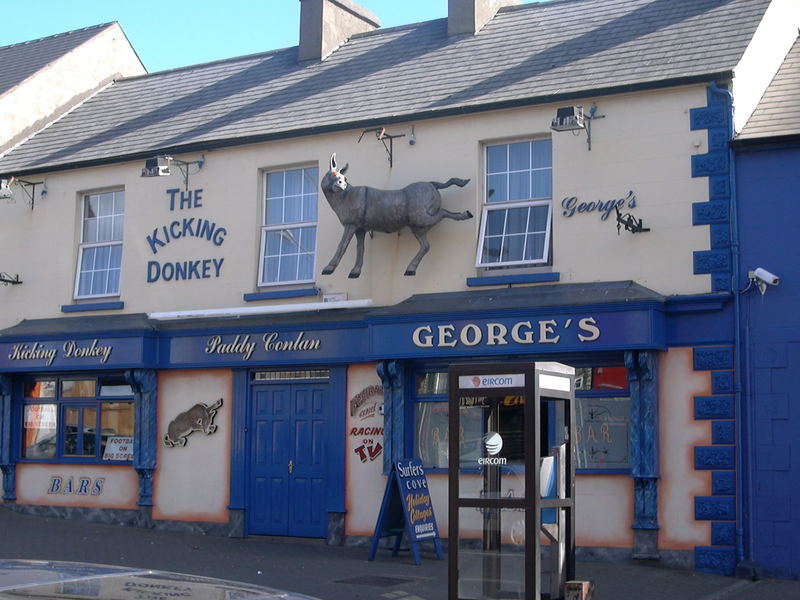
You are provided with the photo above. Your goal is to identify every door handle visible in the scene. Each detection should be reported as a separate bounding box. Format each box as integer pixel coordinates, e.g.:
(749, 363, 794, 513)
(288, 460, 294, 474)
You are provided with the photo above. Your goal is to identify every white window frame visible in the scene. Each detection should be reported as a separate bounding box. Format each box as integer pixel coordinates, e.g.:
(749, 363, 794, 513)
(258, 166, 318, 287)
(74, 189, 124, 299)
(475, 138, 553, 269)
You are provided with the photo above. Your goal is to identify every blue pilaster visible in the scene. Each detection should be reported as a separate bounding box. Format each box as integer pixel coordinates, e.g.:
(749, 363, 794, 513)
(125, 369, 157, 507)
(377, 360, 406, 474)
(0, 375, 15, 501)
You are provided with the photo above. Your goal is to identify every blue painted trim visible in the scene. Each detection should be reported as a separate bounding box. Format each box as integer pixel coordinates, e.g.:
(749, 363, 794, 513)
(327, 365, 347, 514)
(229, 369, 249, 511)
(576, 468, 630, 475)
(695, 446, 735, 470)
(711, 522, 736, 546)
(695, 496, 736, 520)
(694, 395, 734, 420)
(690, 86, 733, 293)
(712, 471, 735, 495)
(695, 546, 736, 576)
(243, 288, 318, 301)
(466, 272, 560, 287)
(61, 301, 124, 313)
(711, 371, 734, 394)
(693, 347, 734, 370)
(712, 421, 734, 445)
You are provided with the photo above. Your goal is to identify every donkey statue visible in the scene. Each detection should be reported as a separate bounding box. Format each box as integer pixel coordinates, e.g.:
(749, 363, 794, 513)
(320, 154, 473, 278)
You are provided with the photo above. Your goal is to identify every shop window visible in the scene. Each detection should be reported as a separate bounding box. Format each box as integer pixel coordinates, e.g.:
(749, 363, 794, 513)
(75, 189, 124, 298)
(413, 370, 550, 471)
(574, 366, 631, 472)
(412, 366, 631, 473)
(259, 166, 318, 286)
(476, 139, 552, 268)
(21, 376, 134, 463)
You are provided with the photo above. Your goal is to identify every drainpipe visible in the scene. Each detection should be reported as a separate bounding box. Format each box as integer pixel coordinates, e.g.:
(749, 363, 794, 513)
(709, 82, 746, 567)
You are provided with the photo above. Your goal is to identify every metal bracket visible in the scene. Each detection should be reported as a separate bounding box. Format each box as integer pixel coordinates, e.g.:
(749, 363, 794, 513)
(615, 205, 650, 234)
(17, 180, 45, 210)
(0, 273, 22, 285)
(357, 128, 406, 167)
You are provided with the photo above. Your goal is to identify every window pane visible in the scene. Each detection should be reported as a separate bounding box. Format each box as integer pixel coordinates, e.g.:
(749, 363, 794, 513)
(283, 195, 302, 224)
(485, 209, 506, 236)
(101, 402, 134, 461)
(83, 218, 98, 243)
(532, 139, 552, 168)
(528, 205, 549, 232)
(284, 169, 303, 196)
(22, 404, 57, 459)
(85, 196, 99, 219)
(266, 172, 284, 199)
(280, 229, 300, 255)
(62, 380, 96, 398)
(486, 174, 507, 203)
(505, 207, 528, 234)
(508, 172, 530, 201)
(486, 145, 507, 174)
(524, 233, 546, 261)
(303, 168, 318, 193)
(504, 234, 525, 262)
(416, 372, 448, 395)
(24, 381, 56, 398)
(508, 141, 530, 171)
(532, 169, 552, 199)
(297, 254, 314, 281)
(265, 231, 281, 256)
(84, 407, 98, 456)
(263, 256, 280, 283)
(482, 236, 504, 263)
(266, 198, 284, 225)
(279, 254, 298, 281)
(302, 194, 317, 221)
(415, 402, 450, 469)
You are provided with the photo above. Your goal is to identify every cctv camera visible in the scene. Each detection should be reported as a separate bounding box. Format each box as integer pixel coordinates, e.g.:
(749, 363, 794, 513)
(752, 267, 780, 286)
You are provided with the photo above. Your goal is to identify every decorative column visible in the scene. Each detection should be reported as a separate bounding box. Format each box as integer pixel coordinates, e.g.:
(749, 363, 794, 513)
(377, 360, 406, 474)
(125, 369, 157, 507)
(0, 375, 15, 501)
(625, 350, 660, 559)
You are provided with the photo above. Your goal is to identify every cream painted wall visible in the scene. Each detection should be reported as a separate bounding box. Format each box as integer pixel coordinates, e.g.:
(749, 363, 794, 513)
(0, 24, 145, 154)
(16, 463, 138, 509)
(0, 84, 712, 330)
(152, 369, 231, 523)
(658, 347, 712, 550)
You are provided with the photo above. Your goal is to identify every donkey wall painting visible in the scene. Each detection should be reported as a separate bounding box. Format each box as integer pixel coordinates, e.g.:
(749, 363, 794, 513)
(320, 154, 473, 278)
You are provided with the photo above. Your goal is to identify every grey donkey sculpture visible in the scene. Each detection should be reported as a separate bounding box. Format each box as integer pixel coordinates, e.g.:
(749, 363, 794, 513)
(320, 154, 473, 278)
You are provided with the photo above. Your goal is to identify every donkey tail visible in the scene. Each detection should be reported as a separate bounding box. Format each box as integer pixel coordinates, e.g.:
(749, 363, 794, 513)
(431, 177, 470, 189)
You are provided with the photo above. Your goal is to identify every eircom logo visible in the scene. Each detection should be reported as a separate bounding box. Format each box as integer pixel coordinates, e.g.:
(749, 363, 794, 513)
(478, 432, 507, 465)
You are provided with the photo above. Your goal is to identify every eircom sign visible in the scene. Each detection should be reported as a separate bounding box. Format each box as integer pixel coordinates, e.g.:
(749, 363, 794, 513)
(458, 373, 525, 389)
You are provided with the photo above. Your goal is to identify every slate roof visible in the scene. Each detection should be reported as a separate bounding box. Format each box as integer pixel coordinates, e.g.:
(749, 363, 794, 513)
(0, 23, 116, 97)
(0, 0, 770, 175)
(737, 36, 800, 141)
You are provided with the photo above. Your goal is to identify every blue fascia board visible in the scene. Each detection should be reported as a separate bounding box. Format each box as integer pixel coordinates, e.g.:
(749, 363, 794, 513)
(61, 301, 125, 313)
(466, 272, 561, 287)
(243, 288, 318, 301)
(664, 293, 732, 313)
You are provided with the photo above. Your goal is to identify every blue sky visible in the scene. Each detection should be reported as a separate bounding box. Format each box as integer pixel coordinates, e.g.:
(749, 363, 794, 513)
(3, 0, 541, 73)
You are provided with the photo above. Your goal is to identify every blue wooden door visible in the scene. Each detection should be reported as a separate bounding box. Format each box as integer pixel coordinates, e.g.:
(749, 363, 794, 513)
(249, 383, 328, 537)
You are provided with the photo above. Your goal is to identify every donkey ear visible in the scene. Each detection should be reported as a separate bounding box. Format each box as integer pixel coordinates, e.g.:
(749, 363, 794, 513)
(341, 163, 349, 174)
(330, 153, 337, 171)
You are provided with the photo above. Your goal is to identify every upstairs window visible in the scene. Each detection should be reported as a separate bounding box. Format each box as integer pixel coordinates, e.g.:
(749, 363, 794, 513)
(259, 166, 318, 286)
(476, 139, 552, 268)
(75, 190, 124, 298)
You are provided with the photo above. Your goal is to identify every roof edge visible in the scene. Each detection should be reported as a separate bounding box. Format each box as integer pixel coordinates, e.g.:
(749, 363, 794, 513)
(0, 71, 732, 178)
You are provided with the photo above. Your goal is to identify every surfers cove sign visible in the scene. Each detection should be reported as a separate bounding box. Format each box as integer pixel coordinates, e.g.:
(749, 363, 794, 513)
(145, 188, 227, 283)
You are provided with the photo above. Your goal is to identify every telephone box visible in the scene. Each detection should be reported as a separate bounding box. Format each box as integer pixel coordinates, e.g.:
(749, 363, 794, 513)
(448, 362, 576, 600)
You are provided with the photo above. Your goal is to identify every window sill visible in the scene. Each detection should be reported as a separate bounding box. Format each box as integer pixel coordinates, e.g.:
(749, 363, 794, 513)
(243, 287, 319, 302)
(61, 301, 124, 313)
(466, 272, 560, 287)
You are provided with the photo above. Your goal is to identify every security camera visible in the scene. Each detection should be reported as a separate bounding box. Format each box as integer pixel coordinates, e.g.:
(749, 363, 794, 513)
(752, 267, 780, 286)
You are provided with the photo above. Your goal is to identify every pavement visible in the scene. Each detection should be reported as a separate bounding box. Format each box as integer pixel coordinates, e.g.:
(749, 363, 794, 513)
(0, 507, 798, 599)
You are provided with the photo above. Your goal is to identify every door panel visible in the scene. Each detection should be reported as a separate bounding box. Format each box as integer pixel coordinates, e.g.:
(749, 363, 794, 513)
(249, 383, 328, 537)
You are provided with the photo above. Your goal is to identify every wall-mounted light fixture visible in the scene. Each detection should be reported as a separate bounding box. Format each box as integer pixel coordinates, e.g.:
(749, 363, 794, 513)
(0, 272, 22, 285)
(357, 127, 406, 167)
(141, 155, 204, 190)
(0, 176, 46, 209)
(550, 103, 605, 150)
(615, 205, 650, 234)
